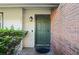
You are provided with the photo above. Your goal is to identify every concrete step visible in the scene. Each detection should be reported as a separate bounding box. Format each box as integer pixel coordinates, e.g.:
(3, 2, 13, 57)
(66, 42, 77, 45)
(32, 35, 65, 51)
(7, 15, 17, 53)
(16, 47, 54, 55)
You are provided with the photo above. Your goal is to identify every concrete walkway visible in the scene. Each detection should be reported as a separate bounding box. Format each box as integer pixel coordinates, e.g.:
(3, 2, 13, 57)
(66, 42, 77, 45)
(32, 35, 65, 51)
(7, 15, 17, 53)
(16, 47, 54, 55)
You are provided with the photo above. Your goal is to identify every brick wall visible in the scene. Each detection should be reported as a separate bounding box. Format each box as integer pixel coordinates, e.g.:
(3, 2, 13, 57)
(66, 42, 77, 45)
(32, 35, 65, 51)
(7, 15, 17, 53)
(51, 4, 79, 55)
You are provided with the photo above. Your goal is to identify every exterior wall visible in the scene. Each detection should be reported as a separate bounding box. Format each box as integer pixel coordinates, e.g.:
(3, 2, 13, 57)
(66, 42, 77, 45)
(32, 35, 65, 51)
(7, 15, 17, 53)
(0, 7, 23, 29)
(51, 4, 79, 54)
(23, 8, 51, 47)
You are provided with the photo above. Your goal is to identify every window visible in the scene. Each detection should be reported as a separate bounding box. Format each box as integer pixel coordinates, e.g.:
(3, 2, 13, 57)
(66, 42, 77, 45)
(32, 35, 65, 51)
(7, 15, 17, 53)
(0, 12, 3, 28)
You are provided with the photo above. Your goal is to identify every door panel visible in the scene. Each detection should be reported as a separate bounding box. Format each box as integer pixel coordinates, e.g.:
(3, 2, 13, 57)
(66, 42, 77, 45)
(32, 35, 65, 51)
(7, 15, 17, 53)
(35, 15, 50, 46)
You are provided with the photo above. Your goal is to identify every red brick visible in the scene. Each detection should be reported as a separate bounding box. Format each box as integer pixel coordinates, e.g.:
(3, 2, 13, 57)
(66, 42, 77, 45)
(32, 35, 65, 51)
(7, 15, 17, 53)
(51, 3, 79, 55)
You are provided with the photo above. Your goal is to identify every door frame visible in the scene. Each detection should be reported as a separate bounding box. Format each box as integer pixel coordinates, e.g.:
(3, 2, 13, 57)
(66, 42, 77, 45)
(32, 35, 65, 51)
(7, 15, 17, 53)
(35, 14, 51, 47)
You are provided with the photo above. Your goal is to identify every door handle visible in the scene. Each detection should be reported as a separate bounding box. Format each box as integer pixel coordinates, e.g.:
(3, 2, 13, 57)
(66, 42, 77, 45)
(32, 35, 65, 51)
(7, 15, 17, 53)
(31, 30, 33, 32)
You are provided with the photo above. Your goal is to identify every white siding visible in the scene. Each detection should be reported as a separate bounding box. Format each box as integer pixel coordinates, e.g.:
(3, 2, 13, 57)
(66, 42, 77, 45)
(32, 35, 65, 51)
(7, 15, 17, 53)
(23, 8, 51, 47)
(0, 7, 51, 47)
(0, 7, 22, 29)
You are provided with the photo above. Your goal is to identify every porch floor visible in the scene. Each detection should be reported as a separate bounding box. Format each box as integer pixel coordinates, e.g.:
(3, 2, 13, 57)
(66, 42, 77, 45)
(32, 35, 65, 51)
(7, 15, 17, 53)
(16, 47, 54, 55)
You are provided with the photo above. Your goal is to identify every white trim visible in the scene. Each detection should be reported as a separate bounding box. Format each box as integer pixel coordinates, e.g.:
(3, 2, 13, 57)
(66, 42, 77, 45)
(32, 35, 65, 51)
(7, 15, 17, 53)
(0, 3, 59, 7)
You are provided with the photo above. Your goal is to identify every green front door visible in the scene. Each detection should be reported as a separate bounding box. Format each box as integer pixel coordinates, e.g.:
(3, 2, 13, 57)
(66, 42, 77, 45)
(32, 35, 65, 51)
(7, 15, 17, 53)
(35, 14, 50, 47)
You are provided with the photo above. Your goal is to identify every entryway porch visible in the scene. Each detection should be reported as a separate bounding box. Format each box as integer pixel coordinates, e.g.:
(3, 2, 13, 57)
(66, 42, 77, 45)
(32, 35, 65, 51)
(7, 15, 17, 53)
(15, 47, 54, 55)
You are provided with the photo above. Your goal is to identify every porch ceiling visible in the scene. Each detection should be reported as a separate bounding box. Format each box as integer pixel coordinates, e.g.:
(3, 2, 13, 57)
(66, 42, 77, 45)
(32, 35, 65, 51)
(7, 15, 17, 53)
(0, 3, 59, 7)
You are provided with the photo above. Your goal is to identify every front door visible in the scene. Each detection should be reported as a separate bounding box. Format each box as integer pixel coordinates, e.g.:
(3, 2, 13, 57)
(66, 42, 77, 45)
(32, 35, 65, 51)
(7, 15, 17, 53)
(35, 14, 50, 47)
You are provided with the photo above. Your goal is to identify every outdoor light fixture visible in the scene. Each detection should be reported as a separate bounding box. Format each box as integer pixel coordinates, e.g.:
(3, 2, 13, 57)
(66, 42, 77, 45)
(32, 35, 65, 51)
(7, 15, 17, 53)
(29, 16, 33, 22)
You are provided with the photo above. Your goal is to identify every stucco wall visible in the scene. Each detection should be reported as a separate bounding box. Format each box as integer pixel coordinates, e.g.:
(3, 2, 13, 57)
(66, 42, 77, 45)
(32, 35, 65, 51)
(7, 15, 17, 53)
(51, 4, 79, 54)
(23, 8, 51, 47)
(0, 7, 22, 29)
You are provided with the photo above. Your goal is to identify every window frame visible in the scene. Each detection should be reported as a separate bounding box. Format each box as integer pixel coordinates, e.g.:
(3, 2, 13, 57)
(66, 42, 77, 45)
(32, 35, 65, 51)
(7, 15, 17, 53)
(0, 12, 3, 28)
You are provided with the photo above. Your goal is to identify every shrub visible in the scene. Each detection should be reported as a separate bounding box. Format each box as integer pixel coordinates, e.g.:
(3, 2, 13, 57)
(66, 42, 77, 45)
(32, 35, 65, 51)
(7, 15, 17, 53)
(0, 28, 27, 54)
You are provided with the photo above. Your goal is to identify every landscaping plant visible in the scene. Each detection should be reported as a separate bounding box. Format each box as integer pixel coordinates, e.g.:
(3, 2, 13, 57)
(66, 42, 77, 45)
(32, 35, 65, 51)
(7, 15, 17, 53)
(0, 27, 27, 55)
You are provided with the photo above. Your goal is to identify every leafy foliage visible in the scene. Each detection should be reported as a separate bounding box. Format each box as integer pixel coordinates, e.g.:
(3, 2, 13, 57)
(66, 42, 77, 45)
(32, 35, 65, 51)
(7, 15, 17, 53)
(0, 28, 27, 55)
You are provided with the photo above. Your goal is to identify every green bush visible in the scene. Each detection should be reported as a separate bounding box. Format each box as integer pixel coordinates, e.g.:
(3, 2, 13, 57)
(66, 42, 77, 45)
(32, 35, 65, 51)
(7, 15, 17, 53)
(0, 28, 27, 55)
